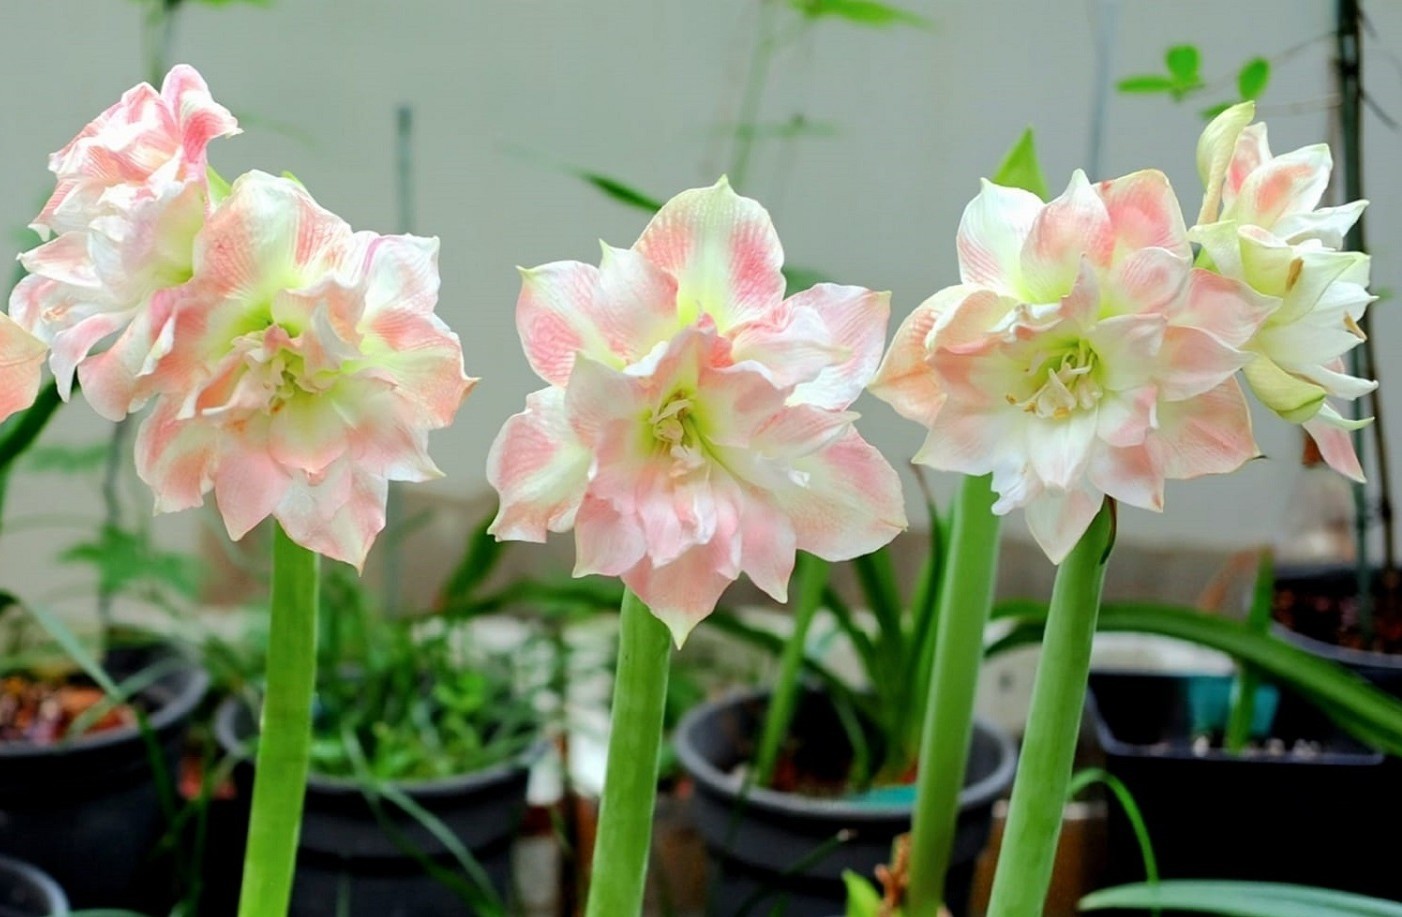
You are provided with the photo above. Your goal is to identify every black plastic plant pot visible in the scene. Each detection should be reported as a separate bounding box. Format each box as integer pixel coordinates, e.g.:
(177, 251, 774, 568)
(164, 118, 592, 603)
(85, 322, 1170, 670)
(674, 688, 1017, 917)
(0, 641, 207, 910)
(214, 696, 535, 917)
(0, 855, 68, 917)
(1273, 563, 1402, 698)
(1088, 672, 1399, 899)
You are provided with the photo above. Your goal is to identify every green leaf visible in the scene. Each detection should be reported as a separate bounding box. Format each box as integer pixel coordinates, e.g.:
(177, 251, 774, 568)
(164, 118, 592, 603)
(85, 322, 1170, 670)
(1081, 880, 1402, 916)
(1165, 44, 1201, 83)
(1237, 57, 1271, 101)
(580, 172, 664, 214)
(991, 127, 1049, 200)
(1069, 768, 1158, 886)
(21, 442, 109, 474)
(1117, 75, 1180, 95)
(782, 265, 831, 291)
(790, 0, 931, 29)
(843, 870, 884, 916)
(60, 524, 203, 601)
(207, 165, 232, 205)
(989, 600, 1402, 756)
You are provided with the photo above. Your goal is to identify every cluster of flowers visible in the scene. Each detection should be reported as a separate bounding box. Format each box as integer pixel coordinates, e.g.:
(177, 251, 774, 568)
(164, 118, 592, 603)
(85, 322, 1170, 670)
(491, 99, 1374, 632)
(0, 65, 1372, 637)
(1, 66, 472, 569)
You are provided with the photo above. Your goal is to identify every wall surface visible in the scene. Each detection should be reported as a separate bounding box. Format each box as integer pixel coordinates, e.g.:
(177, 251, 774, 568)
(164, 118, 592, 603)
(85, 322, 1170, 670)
(0, 0, 1398, 604)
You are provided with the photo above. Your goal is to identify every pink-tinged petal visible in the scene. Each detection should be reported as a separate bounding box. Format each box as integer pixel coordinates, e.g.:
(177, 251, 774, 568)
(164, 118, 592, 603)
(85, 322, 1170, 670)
(515, 261, 601, 386)
(275, 466, 387, 571)
(53, 310, 136, 403)
(737, 493, 798, 603)
(1196, 101, 1255, 224)
(1058, 259, 1103, 329)
(362, 308, 472, 429)
(956, 179, 1044, 292)
(159, 64, 241, 165)
(727, 302, 845, 392)
(632, 177, 785, 332)
(0, 315, 47, 424)
(622, 544, 736, 647)
(1223, 123, 1272, 206)
(75, 309, 169, 420)
(573, 497, 648, 578)
(1096, 169, 1190, 258)
(915, 373, 1014, 475)
(1027, 411, 1098, 492)
(1174, 268, 1276, 348)
(1187, 220, 1244, 280)
(193, 171, 350, 305)
(211, 438, 293, 540)
(766, 428, 906, 560)
(1019, 170, 1113, 302)
(1024, 486, 1105, 565)
(268, 395, 351, 476)
(135, 398, 218, 514)
(870, 294, 942, 426)
(1095, 386, 1158, 449)
(765, 284, 889, 410)
(1107, 247, 1190, 317)
(1228, 144, 1332, 230)
(17, 233, 99, 289)
(1088, 444, 1164, 512)
(1152, 378, 1259, 480)
(488, 388, 592, 542)
(592, 244, 683, 358)
(1305, 412, 1366, 483)
(1157, 326, 1249, 401)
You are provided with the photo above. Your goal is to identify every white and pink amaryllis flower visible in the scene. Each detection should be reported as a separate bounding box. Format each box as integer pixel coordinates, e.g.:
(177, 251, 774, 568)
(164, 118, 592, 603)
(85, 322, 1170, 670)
(872, 170, 1274, 562)
(1191, 101, 1374, 481)
(488, 179, 907, 644)
(135, 171, 473, 569)
(8, 64, 239, 421)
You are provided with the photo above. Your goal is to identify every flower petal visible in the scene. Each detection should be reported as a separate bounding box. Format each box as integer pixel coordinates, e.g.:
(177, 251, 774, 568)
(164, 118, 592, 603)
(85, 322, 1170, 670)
(487, 387, 592, 542)
(632, 176, 785, 332)
(1024, 486, 1105, 564)
(1196, 101, 1256, 224)
(1019, 170, 1113, 301)
(956, 179, 1043, 292)
(1153, 378, 1259, 479)
(0, 314, 47, 424)
(1096, 169, 1190, 258)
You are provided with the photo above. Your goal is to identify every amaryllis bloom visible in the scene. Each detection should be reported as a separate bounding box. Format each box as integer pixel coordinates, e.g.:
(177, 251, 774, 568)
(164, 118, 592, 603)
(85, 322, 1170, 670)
(1191, 101, 1374, 481)
(0, 315, 48, 424)
(135, 171, 472, 569)
(8, 64, 239, 420)
(489, 179, 906, 643)
(872, 170, 1273, 562)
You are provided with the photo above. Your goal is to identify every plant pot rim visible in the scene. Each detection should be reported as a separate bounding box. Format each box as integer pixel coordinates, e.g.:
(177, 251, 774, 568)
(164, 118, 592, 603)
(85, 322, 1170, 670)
(1271, 622, 1402, 671)
(673, 687, 1017, 820)
(0, 853, 69, 913)
(213, 694, 544, 799)
(1087, 673, 1385, 765)
(0, 640, 208, 760)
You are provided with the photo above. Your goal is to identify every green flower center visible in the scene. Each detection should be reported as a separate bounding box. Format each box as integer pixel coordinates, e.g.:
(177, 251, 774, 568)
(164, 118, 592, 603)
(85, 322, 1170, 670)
(1012, 340, 1103, 420)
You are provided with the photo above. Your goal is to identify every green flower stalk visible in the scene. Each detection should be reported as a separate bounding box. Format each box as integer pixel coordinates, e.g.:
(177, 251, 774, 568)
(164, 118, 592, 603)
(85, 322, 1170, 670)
(238, 525, 320, 917)
(584, 590, 672, 917)
(985, 501, 1114, 917)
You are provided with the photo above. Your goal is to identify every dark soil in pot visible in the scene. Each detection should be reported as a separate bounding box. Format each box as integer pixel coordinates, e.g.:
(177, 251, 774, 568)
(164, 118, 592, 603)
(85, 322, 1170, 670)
(212, 695, 536, 917)
(1273, 563, 1402, 696)
(1088, 672, 1398, 899)
(0, 855, 68, 917)
(0, 640, 207, 910)
(674, 687, 1016, 917)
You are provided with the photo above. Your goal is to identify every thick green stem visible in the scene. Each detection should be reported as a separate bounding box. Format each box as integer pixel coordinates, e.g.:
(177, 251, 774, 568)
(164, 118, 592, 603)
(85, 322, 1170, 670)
(986, 501, 1115, 917)
(584, 589, 672, 917)
(906, 474, 1001, 916)
(237, 525, 320, 917)
(753, 553, 829, 787)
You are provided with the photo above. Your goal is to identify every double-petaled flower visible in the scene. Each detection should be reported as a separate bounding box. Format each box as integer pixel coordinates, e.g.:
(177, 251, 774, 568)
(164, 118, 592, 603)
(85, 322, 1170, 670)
(1191, 101, 1374, 481)
(9, 64, 239, 420)
(488, 179, 906, 643)
(872, 170, 1273, 562)
(135, 172, 472, 569)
